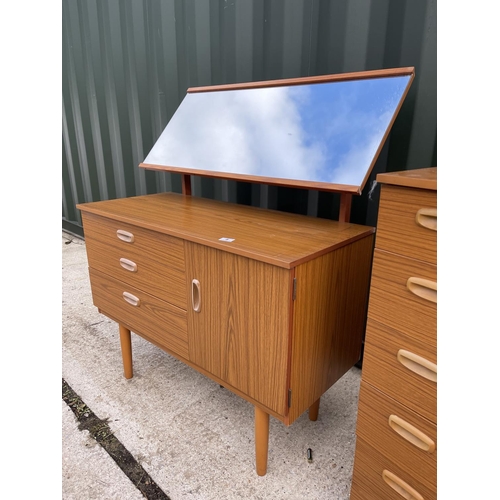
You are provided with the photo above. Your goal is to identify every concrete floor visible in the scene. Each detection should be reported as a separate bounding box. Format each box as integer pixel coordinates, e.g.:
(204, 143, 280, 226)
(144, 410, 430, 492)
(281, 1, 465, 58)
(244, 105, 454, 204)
(62, 231, 362, 500)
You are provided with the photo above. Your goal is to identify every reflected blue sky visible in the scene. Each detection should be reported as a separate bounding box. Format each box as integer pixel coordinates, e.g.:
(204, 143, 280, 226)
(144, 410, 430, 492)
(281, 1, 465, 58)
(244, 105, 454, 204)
(144, 75, 411, 188)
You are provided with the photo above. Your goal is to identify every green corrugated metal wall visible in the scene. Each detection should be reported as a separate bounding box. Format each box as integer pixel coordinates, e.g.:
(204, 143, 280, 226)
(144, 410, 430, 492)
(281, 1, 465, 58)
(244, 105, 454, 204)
(62, 0, 436, 234)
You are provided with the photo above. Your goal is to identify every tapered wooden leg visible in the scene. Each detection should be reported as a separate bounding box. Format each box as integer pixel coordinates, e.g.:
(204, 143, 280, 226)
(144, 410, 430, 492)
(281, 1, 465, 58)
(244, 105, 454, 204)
(309, 398, 320, 421)
(255, 406, 270, 476)
(119, 324, 133, 379)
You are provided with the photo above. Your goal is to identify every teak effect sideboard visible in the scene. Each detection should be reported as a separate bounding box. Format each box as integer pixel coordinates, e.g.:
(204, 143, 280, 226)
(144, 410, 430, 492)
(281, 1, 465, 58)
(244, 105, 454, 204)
(77, 192, 375, 475)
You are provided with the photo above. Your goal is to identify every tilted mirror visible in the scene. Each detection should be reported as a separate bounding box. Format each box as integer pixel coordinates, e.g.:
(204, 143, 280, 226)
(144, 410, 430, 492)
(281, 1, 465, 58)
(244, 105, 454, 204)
(141, 68, 414, 194)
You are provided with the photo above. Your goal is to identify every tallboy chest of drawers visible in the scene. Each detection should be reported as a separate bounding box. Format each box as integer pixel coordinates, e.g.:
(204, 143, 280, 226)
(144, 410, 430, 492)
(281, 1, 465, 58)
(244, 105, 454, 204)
(350, 167, 437, 500)
(77, 192, 375, 475)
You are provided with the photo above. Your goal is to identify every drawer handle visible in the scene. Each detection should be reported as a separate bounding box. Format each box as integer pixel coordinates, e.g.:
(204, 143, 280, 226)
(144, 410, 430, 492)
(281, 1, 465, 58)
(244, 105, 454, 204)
(397, 349, 437, 382)
(407, 277, 437, 303)
(123, 292, 140, 307)
(117, 229, 135, 243)
(388, 415, 436, 453)
(192, 279, 201, 313)
(416, 208, 437, 231)
(382, 470, 424, 500)
(119, 258, 137, 273)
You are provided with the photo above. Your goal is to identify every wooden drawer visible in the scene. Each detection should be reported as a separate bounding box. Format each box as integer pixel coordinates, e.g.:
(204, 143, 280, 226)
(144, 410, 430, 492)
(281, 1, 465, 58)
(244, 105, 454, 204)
(362, 318, 436, 423)
(82, 212, 187, 309)
(89, 268, 189, 359)
(368, 249, 436, 346)
(350, 437, 435, 500)
(356, 381, 436, 490)
(375, 184, 436, 265)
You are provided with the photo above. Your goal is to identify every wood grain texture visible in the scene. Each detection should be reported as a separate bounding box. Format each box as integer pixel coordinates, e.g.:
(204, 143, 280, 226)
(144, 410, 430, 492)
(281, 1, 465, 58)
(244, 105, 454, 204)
(368, 249, 437, 346)
(287, 234, 374, 424)
(187, 67, 415, 93)
(89, 268, 189, 359)
(82, 212, 187, 309)
(105, 317, 288, 422)
(350, 437, 435, 500)
(356, 381, 436, 490)
(82, 213, 185, 272)
(78, 193, 374, 269)
(362, 319, 436, 424)
(185, 241, 291, 417)
(375, 185, 437, 264)
(377, 167, 437, 191)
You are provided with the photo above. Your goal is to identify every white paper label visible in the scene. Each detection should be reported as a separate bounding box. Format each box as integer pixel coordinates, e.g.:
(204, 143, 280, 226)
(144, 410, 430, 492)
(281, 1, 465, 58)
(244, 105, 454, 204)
(219, 237, 235, 242)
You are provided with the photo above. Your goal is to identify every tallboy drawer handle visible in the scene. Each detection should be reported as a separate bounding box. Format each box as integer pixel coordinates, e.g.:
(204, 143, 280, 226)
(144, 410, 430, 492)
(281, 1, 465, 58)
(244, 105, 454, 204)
(382, 470, 423, 500)
(388, 414, 435, 453)
(117, 229, 135, 243)
(119, 258, 137, 273)
(415, 208, 437, 231)
(407, 277, 437, 303)
(397, 349, 437, 383)
(192, 279, 201, 313)
(123, 292, 140, 307)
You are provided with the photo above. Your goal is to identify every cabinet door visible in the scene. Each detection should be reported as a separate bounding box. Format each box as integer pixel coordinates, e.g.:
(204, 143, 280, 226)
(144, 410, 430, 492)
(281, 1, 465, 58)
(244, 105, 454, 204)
(185, 241, 291, 417)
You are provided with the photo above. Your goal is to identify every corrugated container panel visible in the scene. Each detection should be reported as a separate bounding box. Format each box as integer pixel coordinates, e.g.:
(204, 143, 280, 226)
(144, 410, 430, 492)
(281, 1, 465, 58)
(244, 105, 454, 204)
(62, 0, 437, 235)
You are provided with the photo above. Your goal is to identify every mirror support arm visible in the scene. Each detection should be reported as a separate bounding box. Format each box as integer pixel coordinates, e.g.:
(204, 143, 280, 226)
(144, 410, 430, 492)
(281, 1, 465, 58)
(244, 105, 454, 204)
(339, 193, 352, 222)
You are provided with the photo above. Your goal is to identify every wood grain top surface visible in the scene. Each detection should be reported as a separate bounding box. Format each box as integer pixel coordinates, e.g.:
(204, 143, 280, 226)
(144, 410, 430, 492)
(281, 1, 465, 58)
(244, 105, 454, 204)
(77, 193, 374, 268)
(376, 167, 437, 190)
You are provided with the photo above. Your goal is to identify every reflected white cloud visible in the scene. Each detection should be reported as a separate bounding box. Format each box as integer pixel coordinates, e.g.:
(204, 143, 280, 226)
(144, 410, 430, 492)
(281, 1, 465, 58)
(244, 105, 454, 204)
(144, 76, 410, 189)
(327, 109, 394, 185)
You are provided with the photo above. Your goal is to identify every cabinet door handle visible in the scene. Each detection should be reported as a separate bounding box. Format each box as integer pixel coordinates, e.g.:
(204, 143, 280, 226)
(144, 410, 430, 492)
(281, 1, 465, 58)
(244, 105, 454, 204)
(192, 279, 201, 312)
(397, 349, 437, 382)
(119, 258, 137, 273)
(123, 292, 140, 307)
(117, 229, 135, 243)
(388, 415, 436, 453)
(382, 470, 424, 500)
(407, 277, 437, 303)
(415, 208, 437, 231)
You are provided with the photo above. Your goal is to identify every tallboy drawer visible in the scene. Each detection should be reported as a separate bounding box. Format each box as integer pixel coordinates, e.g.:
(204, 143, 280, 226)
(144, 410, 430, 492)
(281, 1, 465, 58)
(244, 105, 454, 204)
(362, 318, 436, 423)
(89, 268, 189, 359)
(356, 381, 436, 490)
(375, 184, 436, 265)
(82, 213, 187, 309)
(350, 437, 435, 500)
(368, 249, 436, 346)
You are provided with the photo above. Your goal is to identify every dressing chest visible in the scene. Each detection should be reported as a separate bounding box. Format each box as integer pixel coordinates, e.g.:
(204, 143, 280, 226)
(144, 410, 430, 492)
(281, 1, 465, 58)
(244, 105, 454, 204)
(76, 68, 414, 475)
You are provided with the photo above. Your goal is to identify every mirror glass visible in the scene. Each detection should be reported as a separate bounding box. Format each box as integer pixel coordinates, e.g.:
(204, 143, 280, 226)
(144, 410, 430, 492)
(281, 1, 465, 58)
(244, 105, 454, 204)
(143, 74, 411, 192)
